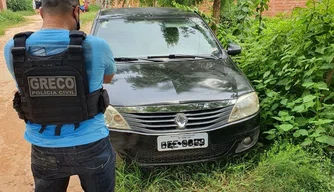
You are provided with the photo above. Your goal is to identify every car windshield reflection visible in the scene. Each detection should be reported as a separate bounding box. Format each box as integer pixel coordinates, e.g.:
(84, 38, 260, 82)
(95, 17, 222, 59)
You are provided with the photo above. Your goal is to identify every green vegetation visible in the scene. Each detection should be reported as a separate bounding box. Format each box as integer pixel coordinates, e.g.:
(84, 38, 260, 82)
(220, 0, 334, 151)
(81, 5, 100, 25)
(1, 0, 332, 191)
(174, 0, 334, 153)
(115, 142, 333, 191)
(6, 0, 34, 12)
(113, 0, 334, 191)
(0, 3, 100, 36)
(0, 10, 25, 35)
(1, 0, 35, 36)
(14, 10, 36, 16)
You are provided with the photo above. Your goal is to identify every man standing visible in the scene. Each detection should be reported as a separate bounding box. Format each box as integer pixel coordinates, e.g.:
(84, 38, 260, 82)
(3, 0, 117, 191)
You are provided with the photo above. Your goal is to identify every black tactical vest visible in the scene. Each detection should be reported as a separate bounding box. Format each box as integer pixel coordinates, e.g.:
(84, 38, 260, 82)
(11, 30, 110, 136)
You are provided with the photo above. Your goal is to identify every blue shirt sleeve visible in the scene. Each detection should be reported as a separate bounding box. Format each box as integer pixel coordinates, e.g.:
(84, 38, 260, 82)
(4, 39, 15, 79)
(100, 39, 117, 75)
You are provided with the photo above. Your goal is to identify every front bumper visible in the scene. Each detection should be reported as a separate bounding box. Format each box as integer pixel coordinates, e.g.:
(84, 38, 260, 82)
(108, 112, 260, 166)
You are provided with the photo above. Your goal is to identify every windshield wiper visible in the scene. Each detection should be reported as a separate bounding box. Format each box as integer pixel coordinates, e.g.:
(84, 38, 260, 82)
(114, 57, 162, 62)
(147, 54, 218, 60)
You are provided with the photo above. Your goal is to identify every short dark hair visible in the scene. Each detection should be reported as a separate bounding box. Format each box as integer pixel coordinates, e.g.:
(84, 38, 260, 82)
(42, 0, 79, 14)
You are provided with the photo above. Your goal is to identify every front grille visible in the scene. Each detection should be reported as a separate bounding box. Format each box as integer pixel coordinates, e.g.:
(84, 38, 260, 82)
(121, 105, 234, 130)
(126, 140, 235, 164)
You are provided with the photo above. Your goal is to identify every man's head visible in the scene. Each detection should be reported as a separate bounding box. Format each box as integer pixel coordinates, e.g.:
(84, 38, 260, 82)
(40, 0, 81, 30)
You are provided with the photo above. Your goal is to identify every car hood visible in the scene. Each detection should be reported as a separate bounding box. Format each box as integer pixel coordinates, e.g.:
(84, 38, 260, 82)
(103, 58, 254, 106)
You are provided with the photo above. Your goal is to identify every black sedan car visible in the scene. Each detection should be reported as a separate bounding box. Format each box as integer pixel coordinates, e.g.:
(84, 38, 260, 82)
(91, 7, 260, 166)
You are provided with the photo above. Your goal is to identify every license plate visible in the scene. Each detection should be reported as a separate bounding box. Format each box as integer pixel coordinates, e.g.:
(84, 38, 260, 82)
(157, 133, 208, 151)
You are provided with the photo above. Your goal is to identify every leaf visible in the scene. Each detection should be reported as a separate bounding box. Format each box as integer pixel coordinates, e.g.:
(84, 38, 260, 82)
(266, 134, 276, 140)
(315, 47, 326, 54)
(313, 82, 328, 90)
(272, 116, 282, 121)
(295, 117, 310, 126)
(302, 82, 314, 88)
(301, 139, 312, 146)
(277, 78, 290, 86)
(292, 105, 305, 113)
(265, 90, 277, 97)
(278, 111, 289, 117)
(323, 55, 334, 63)
(280, 99, 288, 105)
(278, 124, 294, 132)
(263, 71, 270, 79)
(304, 101, 316, 109)
(324, 92, 334, 101)
(237, 15, 245, 20)
(315, 135, 334, 146)
(293, 79, 301, 86)
(293, 129, 308, 137)
(271, 103, 279, 110)
(320, 63, 334, 70)
(282, 64, 289, 71)
(309, 119, 333, 125)
(302, 95, 316, 103)
(281, 115, 294, 122)
(310, 127, 326, 137)
(286, 101, 295, 109)
(264, 129, 276, 135)
(264, 78, 273, 84)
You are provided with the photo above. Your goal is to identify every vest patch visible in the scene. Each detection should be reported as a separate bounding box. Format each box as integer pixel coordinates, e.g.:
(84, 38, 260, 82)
(27, 76, 77, 97)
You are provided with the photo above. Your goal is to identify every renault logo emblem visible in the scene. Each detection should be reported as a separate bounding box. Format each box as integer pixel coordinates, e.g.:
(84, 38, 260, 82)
(174, 113, 188, 129)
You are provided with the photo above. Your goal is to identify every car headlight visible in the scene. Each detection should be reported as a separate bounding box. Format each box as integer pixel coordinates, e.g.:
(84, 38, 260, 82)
(228, 92, 259, 122)
(104, 105, 131, 129)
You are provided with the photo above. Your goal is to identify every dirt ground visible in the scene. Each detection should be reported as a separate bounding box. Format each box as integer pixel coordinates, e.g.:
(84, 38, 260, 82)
(0, 14, 93, 192)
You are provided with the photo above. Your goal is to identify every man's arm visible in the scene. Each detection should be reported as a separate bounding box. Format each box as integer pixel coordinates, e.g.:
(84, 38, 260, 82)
(100, 39, 116, 84)
(4, 39, 15, 79)
(103, 74, 114, 83)
(4, 40, 22, 93)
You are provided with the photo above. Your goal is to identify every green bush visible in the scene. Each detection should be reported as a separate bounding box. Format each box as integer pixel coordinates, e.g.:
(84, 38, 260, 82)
(172, 0, 334, 152)
(0, 10, 25, 35)
(6, 0, 34, 12)
(0, 10, 25, 22)
(230, 0, 334, 150)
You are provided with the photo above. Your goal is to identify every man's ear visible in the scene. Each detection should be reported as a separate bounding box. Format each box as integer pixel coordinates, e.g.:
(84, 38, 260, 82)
(74, 5, 80, 19)
(39, 7, 43, 18)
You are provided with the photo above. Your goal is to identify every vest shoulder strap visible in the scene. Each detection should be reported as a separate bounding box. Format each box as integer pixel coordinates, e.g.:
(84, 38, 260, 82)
(12, 31, 34, 55)
(69, 30, 87, 46)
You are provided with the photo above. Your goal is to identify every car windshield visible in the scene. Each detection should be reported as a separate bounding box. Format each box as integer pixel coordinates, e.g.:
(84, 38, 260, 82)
(94, 17, 222, 59)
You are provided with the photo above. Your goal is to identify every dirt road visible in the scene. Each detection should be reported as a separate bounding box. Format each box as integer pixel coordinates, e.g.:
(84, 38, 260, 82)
(0, 14, 90, 192)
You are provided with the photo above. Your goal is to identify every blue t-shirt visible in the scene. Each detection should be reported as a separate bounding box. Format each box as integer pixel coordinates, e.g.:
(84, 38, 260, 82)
(4, 29, 117, 148)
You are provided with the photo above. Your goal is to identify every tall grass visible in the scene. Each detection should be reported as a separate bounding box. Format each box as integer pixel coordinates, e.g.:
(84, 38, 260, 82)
(0, 10, 25, 35)
(115, 142, 334, 192)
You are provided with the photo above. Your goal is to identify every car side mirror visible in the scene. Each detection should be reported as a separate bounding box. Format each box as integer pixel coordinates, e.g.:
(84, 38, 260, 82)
(227, 43, 242, 55)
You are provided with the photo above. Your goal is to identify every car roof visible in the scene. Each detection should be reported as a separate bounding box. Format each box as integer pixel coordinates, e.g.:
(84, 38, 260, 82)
(97, 7, 199, 19)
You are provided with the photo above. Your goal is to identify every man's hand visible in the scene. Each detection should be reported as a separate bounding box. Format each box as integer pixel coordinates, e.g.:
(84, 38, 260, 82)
(103, 74, 114, 84)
